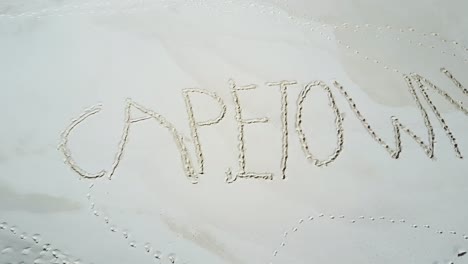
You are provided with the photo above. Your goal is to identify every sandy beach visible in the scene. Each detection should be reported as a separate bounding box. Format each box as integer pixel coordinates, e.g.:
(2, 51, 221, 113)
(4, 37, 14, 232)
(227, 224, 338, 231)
(1, 0, 468, 263)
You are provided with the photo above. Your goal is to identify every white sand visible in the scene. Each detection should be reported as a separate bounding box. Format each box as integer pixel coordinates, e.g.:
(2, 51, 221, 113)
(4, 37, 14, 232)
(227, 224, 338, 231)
(1, 0, 468, 263)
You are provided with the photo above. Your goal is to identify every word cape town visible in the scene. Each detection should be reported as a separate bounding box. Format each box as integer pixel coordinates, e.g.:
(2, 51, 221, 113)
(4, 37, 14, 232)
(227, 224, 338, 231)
(59, 68, 467, 184)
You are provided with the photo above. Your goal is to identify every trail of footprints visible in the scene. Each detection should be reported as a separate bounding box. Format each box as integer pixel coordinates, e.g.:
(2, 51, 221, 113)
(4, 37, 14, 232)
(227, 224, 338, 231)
(330, 22, 468, 62)
(269, 0, 468, 58)
(0, 0, 134, 19)
(86, 184, 182, 264)
(272, 0, 468, 56)
(256, 0, 468, 62)
(203, 1, 468, 75)
(0, 221, 87, 264)
(255, 5, 468, 75)
(1, 0, 468, 67)
(1, 0, 466, 76)
(0, 0, 160, 22)
(270, 213, 468, 264)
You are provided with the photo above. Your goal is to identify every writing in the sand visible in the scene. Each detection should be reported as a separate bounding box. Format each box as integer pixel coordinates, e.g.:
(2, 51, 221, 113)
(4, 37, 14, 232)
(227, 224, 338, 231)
(58, 68, 467, 184)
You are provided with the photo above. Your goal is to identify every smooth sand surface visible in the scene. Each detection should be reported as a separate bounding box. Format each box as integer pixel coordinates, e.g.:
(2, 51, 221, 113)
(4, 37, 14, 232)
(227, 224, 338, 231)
(1, 1, 468, 263)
